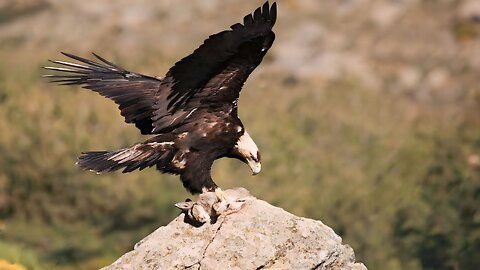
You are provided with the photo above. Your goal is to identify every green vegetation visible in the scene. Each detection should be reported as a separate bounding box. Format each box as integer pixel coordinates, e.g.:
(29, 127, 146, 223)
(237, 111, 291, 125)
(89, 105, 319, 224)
(1, 51, 478, 269)
(0, 1, 479, 268)
(0, 1, 50, 25)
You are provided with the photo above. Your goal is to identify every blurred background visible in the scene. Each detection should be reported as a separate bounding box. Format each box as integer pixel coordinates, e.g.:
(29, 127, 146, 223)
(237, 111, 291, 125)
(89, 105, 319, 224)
(0, 0, 479, 269)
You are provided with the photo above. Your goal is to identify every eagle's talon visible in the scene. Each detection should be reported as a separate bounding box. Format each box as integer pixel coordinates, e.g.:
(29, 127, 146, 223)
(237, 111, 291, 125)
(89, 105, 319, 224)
(214, 188, 230, 204)
(212, 188, 234, 214)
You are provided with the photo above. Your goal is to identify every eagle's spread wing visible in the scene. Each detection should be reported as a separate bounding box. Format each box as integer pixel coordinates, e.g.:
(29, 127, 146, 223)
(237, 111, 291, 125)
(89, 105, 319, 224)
(151, 1, 277, 133)
(45, 2, 276, 135)
(44, 52, 161, 134)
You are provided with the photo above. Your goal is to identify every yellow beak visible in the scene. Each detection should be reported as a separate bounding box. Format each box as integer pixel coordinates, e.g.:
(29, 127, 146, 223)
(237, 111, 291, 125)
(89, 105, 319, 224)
(248, 160, 261, 175)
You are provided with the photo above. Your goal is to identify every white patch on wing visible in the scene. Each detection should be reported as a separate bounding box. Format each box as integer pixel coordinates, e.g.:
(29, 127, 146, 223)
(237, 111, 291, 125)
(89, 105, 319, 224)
(108, 142, 174, 162)
(168, 112, 186, 126)
(146, 142, 174, 148)
(108, 148, 138, 162)
(185, 108, 198, 119)
(172, 152, 187, 169)
(206, 122, 217, 128)
(173, 159, 186, 169)
(236, 126, 243, 133)
(125, 73, 140, 78)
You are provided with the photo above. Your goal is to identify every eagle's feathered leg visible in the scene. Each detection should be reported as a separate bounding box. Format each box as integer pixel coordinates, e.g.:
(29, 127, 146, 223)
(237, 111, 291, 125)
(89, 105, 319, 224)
(213, 187, 228, 201)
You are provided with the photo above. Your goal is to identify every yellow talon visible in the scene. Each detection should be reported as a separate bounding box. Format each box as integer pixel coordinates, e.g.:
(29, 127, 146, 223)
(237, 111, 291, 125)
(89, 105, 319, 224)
(214, 188, 229, 202)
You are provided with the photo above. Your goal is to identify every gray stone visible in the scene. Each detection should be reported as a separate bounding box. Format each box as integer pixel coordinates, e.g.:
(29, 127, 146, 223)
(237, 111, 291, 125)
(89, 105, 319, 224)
(101, 188, 367, 270)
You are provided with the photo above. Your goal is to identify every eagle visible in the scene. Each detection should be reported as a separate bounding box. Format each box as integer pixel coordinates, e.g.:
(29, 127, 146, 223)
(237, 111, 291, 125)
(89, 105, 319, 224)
(44, 2, 277, 202)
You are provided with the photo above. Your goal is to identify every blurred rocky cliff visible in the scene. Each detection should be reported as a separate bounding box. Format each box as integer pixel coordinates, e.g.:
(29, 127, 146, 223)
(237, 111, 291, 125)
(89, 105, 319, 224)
(1, 0, 479, 105)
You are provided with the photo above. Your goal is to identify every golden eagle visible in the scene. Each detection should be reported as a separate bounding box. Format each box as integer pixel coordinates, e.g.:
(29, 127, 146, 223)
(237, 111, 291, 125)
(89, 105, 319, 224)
(44, 2, 277, 200)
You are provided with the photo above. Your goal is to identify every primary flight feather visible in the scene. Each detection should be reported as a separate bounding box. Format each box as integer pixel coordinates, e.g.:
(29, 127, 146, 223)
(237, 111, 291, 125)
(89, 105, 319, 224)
(44, 1, 277, 196)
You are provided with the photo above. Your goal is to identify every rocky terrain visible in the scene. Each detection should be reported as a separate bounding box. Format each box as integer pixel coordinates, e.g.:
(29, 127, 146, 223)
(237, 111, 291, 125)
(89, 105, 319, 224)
(102, 188, 367, 270)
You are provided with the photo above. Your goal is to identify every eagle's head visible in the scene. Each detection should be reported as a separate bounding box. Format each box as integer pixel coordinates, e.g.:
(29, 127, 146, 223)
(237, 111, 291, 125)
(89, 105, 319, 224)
(230, 131, 261, 175)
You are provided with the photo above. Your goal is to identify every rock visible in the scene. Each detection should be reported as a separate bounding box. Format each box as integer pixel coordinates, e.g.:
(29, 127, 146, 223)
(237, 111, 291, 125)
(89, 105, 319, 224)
(101, 188, 367, 270)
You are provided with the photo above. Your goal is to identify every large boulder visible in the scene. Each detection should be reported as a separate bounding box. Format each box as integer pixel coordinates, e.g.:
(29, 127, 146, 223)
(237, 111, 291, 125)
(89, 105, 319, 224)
(102, 188, 367, 270)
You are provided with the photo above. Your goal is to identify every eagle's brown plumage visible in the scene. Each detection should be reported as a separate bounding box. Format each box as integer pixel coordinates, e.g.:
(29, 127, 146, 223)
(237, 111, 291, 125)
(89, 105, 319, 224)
(44, 1, 276, 194)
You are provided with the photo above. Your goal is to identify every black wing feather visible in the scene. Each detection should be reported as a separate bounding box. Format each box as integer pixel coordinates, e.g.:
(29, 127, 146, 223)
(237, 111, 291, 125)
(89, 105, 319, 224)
(46, 2, 277, 135)
(44, 52, 162, 134)
(160, 1, 277, 113)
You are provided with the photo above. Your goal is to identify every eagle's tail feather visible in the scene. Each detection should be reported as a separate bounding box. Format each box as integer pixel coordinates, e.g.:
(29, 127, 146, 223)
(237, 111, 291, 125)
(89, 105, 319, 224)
(77, 141, 175, 174)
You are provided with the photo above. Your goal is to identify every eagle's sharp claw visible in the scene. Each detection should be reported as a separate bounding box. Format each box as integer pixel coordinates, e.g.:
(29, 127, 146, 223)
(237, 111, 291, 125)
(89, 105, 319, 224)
(214, 188, 230, 203)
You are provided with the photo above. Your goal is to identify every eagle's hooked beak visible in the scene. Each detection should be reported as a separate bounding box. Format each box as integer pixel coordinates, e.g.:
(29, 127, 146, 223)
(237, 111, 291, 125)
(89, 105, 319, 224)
(248, 160, 261, 175)
(234, 131, 261, 175)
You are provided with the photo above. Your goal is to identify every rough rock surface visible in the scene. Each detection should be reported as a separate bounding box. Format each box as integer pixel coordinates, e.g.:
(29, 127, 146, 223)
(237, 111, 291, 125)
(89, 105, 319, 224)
(101, 188, 367, 270)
